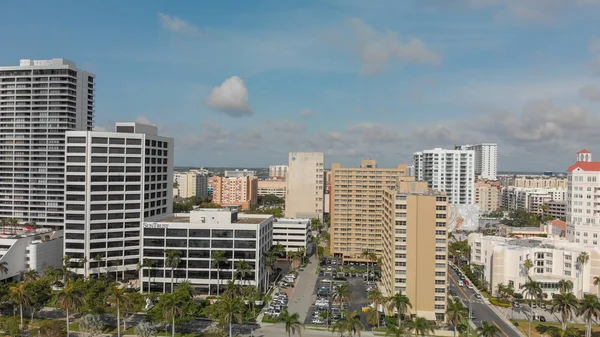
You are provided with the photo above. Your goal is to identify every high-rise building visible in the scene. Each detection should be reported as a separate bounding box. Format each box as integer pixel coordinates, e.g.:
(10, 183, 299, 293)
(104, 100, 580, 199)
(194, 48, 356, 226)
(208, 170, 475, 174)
(285, 152, 324, 220)
(455, 143, 498, 180)
(269, 165, 288, 179)
(329, 160, 413, 259)
(0, 58, 95, 226)
(381, 183, 449, 322)
(63, 122, 173, 279)
(212, 175, 258, 210)
(566, 150, 600, 245)
(474, 180, 500, 212)
(413, 148, 475, 204)
(173, 171, 208, 198)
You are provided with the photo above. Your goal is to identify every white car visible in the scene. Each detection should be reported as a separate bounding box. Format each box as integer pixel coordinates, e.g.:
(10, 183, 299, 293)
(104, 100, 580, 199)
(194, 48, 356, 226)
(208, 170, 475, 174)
(458, 281, 464, 287)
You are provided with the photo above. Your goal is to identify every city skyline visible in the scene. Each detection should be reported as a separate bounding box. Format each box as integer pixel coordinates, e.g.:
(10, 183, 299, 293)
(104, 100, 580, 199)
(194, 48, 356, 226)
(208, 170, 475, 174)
(2, 1, 599, 170)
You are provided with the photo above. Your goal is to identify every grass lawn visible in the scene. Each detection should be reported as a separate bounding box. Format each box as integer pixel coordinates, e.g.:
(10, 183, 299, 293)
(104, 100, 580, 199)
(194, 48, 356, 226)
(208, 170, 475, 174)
(511, 320, 600, 337)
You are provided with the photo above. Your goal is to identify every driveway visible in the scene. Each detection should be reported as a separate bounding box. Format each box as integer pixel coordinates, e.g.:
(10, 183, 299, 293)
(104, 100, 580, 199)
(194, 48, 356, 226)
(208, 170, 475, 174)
(287, 254, 319, 323)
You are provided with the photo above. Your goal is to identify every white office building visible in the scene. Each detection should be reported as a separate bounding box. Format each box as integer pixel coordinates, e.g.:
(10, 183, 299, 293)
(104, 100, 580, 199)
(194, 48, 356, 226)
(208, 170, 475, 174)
(456, 143, 498, 180)
(413, 148, 475, 204)
(63, 122, 173, 280)
(141, 208, 273, 293)
(272, 218, 312, 254)
(500, 186, 566, 213)
(285, 152, 325, 220)
(174, 171, 208, 198)
(566, 150, 600, 245)
(269, 165, 288, 179)
(0, 58, 95, 226)
(469, 233, 599, 299)
(0, 227, 63, 281)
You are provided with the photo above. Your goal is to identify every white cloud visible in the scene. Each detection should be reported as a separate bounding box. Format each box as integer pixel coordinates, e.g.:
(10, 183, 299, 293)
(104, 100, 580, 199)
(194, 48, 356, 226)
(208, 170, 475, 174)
(298, 108, 316, 117)
(158, 13, 201, 36)
(205, 76, 252, 117)
(135, 115, 153, 125)
(580, 84, 600, 101)
(344, 18, 441, 75)
(271, 120, 306, 133)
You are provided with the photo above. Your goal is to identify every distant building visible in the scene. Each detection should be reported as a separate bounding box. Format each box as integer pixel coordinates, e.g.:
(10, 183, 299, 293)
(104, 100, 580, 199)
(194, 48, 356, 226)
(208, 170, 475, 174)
(381, 183, 449, 322)
(212, 175, 258, 210)
(224, 169, 256, 178)
(140, 208, 273, 293)
(500, 187, 566, 213)
(474, 180, 500, 212)
(272, 218, 312, 253)
(455, 143, 498, 180)
(509, 176, 568, 189)
(285, 152, 325, 220)
(269, 165, 288, 179)
(257, 179, 286, 199)
(566, 150, 600, 245)
(173, 171, 208, 198)
(544, 200, 566, 219)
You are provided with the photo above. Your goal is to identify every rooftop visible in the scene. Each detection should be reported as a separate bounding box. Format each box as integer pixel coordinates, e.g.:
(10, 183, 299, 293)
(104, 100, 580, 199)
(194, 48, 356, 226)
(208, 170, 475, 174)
(157, 215, 267, 224)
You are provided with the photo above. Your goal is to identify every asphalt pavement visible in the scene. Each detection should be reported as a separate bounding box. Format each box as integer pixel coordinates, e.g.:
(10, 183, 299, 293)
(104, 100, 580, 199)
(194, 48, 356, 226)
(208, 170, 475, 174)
(448, 265, 523, 337)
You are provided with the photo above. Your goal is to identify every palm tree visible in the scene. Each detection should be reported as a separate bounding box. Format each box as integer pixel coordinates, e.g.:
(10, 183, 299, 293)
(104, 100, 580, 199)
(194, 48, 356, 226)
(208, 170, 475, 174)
(385, 323, 407, 337)
(164, 250, 182, 293)
(446, 297, 468, 337)
(160, 293, 183, 337)
(367, 289, 385, 329)
(219, 295, 245, 337)
(94, 254, 104, 276)
(550, 292, 579, 331)
(477, 321, 501, 337)
(278, 307, 304, 337)
(558, 279, 574, 295)
(138, 258, 155, 294)
(520, 277, 542, 306)
(369, 253, 378, 280)
(22, 269, 39, 282)
(579, 294, 600, 337)
(264, 252, 277, 288)
(593, 276, 600, 296)
(9, 283, 30, 330)
(333, 283, 352, 305)
(175, 280, 196, 301)
(80, 256, 88, 278)
(271, 242, 286, 258)
(386, 291, 412, 326)
(212, 251, 227, 295)
(0, 261, 8, 275)
(330, 309, 364, 337)
(360, 250, 371, 281)
(235, 259, 252, 285)
(405, 316, 435, 336)
(223, 279, 243, 299)
(55, 283, 84, 337)
(107, 286, 130, 337)
(577, 252, 590, 298)
(523, 258, 534, 276)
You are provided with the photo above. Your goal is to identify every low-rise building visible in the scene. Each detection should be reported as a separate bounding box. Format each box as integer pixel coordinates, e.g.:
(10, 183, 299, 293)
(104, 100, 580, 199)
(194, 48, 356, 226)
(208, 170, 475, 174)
(509, 176, 568, 189)
(257, 179, 286, 199)
(468, 233, 599, 299)
(500, 187, 566, 212)
(269, 165, 288, 179)
(0, 227, 63, 281)
(140, 208, 273, 294)
(272, 218, 312, 254)
(544, 200, 566, 219)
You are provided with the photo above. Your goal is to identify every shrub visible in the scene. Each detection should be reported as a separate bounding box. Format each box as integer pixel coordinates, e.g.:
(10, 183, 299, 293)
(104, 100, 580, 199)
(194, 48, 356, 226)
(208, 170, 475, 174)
(489, 297, 511, 307)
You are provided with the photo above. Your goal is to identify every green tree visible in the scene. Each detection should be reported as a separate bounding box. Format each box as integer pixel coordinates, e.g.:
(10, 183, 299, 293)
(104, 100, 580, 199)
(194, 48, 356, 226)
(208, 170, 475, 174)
(550, 291, 579, 331)
(385, 323, 407, 337)
(55, 283, 84, 337)
(235, 259, 252, 285)
(367, 289, 385, 329)
(25, 278, 52, 327)
(138, 258, 156, 294)
(0, 261, 9, 275)
(333, 283, 352, 305)
(579, 294, 600, 337)
(520, 277, 542, 306)
(264, 252, 277, 286)
(577, 251, 590, 298)
(278, 307, 304, 337)
(330, 309, 364, 337)
(79, 314, 104, 337)
(159, 293, 184, 337)
(22, 269, 39, 282)
(557, 279, 574, 295)
(211, 295, 245, 337)
(165, 249, 182, 293)
(32, 320, 66, 337)
(477, 321, 501, 337)
(107, 286, 130, 337)
(593, 276, 600, 296)
(405, 316, 435, 337)
(212, 250, 227, 295)
(9, 283, 30, 331)
(386, 290, 412, 326)
(543, 326, 581, 337)
(523, 258, 534, 276)
(360, 250, 372, 282)
(446, 297, 468, 337)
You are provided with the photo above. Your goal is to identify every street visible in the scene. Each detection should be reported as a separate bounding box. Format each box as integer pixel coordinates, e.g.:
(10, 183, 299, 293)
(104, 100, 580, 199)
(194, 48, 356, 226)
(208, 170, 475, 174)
(448, 265, 523, 337)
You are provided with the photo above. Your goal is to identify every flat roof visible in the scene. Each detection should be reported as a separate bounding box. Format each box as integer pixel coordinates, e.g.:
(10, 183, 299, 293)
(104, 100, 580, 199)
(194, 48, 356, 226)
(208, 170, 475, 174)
(156, 216, 266, 224)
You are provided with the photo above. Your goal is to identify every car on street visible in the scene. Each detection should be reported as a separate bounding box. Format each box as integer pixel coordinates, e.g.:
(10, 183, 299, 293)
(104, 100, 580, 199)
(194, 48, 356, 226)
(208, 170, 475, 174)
(458, 281, 464, 287)
(475, 293, 482, 299)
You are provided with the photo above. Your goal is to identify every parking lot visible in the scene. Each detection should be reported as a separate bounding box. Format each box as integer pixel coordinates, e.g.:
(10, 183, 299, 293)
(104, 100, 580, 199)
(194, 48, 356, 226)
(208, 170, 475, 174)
(304, 258, 381, 330)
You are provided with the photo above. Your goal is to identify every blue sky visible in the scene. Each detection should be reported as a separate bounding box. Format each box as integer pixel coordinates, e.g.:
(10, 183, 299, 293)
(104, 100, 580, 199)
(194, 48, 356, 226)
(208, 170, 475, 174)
(2, 0, 600, 171)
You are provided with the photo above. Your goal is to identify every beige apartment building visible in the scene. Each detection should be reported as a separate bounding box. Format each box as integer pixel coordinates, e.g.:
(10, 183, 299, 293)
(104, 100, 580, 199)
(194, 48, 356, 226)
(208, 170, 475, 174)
(510, 176, 568, 189)
(257, 179, 286, 198)
(173, 171, 209, 198)
(474, 180, 500, 212)
(329, 160, 413, 259)
(285, 152, 325, 220)
(381, 182, 449, 322)
(211, 176, 258, 210)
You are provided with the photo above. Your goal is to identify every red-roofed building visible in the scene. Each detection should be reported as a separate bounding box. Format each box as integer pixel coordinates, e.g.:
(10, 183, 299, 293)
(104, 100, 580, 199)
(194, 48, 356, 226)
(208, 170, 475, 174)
(566, 150, 600, 245)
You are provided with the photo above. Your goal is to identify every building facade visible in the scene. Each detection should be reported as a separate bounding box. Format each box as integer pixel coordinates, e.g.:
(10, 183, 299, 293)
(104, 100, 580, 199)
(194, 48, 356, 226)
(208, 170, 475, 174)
(173, 171, 208, 198)
(329, 160, 413, 259)
(566, 150, 600, 244)
(140, 209, 273, 293)
(509, 176, 568, 189)
(269, 165, 288, 179)
(0, 58, 95, 226)
(212, 176, 258, 210)
(272, 218, 312, 253)
(381, 183, 449, 322)
(545, 200, 567, 219)
(469, 233, 599, 299)
(257, 179, 286, 199)
(500, 186, 567, 213)
(63, 122, 173, 279)
(224, 169, 256, 178)
(456, 143, 498, 180)
(413, 148, 475, 204)
(474, 180, 500, 212)
(285, 152, 325, 220)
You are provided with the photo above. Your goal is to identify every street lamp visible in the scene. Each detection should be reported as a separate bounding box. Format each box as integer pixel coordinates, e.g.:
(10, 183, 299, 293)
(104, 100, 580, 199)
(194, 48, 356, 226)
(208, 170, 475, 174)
(526, 306, 534, 337)
(467, 294, 478, 336)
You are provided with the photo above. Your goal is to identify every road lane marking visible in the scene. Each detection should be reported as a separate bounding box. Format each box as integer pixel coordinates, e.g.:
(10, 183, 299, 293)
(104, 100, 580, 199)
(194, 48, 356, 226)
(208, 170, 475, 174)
(493, 321, 510, 337)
